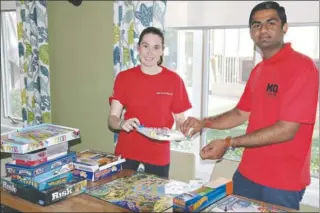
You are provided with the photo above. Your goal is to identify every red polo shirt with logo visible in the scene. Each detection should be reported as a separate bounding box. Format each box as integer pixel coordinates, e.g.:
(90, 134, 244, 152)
(109, 66, 192, 166)
(237, 43, 319, 190)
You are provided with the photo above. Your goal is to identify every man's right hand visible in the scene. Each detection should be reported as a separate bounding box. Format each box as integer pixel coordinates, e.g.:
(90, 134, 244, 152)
(179, 117, 206, 137)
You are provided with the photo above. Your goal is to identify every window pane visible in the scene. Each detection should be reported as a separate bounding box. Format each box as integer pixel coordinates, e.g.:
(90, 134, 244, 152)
(1, 11, 21, 119)
(206, 28, 255, 160)
(285, 26, 319, 60)
(164, 30, 203, 152)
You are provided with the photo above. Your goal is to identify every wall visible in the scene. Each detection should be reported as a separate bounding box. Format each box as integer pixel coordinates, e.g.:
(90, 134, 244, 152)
(166, 1, 319, 28)
(47, 1, 115, 153)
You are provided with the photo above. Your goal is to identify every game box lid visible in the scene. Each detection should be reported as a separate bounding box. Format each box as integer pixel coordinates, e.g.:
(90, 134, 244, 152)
(1, 123, 80, 154)
(73, 150, 126, 172)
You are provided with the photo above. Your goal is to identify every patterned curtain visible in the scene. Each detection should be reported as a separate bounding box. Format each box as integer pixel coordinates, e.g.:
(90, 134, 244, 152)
(113, 1, 167, 144)
(113, 0, 167, 75)
(16, 0, 51, 127)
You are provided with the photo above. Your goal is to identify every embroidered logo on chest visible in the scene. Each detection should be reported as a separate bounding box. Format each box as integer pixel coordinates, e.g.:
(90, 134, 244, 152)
(156, 92, 173, 96)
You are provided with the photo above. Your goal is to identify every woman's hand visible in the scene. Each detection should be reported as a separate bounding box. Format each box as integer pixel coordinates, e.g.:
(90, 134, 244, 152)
(120, 118, 140, 132)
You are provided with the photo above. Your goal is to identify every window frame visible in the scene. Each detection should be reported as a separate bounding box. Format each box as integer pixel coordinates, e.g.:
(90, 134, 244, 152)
(0, 9, 23, 130)
(166, 23, 319, 178)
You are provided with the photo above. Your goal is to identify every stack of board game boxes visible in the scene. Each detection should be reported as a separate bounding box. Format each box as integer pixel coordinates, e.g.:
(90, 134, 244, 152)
(0, 123, 87, 206)
(72, 149, 126, 181)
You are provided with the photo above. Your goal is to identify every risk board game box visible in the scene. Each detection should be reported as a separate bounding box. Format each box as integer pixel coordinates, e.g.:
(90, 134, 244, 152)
(1, 123, 80, 154)
(1, 176, 87, 206)
(173, 177, 233, 212)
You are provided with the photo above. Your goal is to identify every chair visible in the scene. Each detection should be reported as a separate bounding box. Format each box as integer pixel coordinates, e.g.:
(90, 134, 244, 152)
(169, 150, 196, 183)
(209, 158, 239, 181)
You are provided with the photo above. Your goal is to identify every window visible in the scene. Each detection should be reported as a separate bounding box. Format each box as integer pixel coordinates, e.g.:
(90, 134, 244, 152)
(164, 30, 203, 152)
(164, 25, 320, 178)
(1, 11, 22, 132)
(285, 26, 319, 177)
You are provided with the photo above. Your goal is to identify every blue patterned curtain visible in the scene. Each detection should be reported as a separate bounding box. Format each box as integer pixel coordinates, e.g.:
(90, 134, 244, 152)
(113, 0, 167, 75)
(113, 1, 167, 144)
(16, 0, 51, 127)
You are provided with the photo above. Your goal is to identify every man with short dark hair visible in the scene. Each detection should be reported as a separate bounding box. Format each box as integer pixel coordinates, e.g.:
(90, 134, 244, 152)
(180, 1, 319, 210)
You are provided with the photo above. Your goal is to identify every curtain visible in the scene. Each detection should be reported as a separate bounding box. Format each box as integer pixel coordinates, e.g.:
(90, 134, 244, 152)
(113, 1, 167, 144)
(16, 0, 51, 127)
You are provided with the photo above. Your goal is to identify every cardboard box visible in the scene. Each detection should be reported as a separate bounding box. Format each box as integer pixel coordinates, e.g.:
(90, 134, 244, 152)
(11, 171, 74, 191)
(1, 123, 80, 154)
(1, 176, 87, 206)
(73, 164, 122, 181)
(173, 177, 233, 212)
(5, 152, 76, 177)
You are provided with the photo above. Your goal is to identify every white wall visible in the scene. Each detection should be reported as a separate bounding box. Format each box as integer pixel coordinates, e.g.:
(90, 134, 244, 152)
(166, 1, 319, 28)
(1, 1, 16, 11)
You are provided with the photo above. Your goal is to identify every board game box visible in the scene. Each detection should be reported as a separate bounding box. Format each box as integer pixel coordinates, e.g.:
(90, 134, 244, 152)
(73, 163, 122, 182)
(1, 123, 80, 154)
(11, 171, 74, 191)
(5, 151, 76, 177)
(173, 177, 233, 212)
(72, 150, 125, 181)
(1, 175, 87, 206)
(202, 195, 288, 212)
(85, 172, 193, 212)
(12, 142, 68, 166)
(73, 150, 126, 172)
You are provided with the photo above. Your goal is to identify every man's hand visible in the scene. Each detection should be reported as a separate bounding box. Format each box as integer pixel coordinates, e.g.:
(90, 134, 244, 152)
(179, 117, 206, 137)
(200, 139, 228, 160)
(120, 118, 140, 132)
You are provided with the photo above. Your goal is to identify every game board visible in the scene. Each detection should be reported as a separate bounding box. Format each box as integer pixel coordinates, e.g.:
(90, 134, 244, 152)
(136, 126, 191, 141)
(202, 195, 288, 212)
(1, 123, 80, 154)
(85, 173, 192, 212)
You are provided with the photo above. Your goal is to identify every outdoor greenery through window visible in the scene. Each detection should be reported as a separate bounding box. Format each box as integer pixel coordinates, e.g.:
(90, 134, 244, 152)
(164, 25, 320, 178)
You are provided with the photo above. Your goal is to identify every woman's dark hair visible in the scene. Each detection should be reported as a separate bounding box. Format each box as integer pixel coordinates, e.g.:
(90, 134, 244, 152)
(138, 27, 165, 66)
(249, 1, 287, 27)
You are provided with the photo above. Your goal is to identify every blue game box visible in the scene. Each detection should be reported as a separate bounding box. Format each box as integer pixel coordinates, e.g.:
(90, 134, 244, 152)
(5, 152, 77, 177)
(173, 177, 233, 212)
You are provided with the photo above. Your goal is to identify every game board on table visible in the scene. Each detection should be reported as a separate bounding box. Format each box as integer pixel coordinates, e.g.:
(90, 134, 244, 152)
(136, 126, 193, 141)
(202, 195, 288, 212)
(1, 123, 80, 154)
(85, 172, 193, 212)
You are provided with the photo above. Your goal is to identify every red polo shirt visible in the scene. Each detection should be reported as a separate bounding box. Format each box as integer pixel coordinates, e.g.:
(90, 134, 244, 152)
(237, 43, 319, 190)
(109, 66, 192, 166)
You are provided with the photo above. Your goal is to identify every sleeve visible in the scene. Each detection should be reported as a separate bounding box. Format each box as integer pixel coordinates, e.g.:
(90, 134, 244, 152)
(108, 73, 126, 106)
(171, 75, 192, 114)
(279, 63, 319, 124)
(236, 69, 257, 112)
